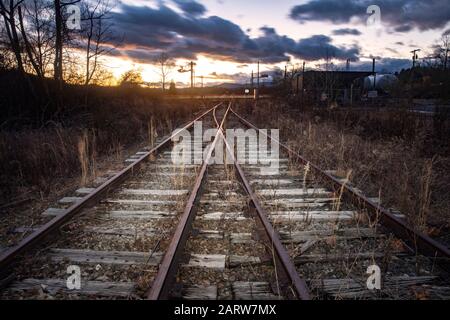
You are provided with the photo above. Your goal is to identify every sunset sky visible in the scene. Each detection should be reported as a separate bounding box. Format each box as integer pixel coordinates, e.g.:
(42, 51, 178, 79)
(102, 0, 450, 85)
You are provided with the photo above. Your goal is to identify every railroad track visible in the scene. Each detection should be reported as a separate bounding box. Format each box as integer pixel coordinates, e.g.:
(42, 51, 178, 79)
(0, 102, 449, 300)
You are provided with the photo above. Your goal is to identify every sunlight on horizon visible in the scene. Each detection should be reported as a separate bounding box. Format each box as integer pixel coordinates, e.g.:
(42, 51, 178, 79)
(60, 0, 449, 87)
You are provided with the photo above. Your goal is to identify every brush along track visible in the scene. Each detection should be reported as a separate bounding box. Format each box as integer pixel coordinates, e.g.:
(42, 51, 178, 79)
(2, 103, 449, 300)
(147, 105, 309, 300)
(0, 105, 222, 299)
(227, 108, 450, 300)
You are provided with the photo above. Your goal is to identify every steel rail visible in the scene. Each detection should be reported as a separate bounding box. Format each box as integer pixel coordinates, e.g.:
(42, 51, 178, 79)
(214, 108, 311, 300)
(230, 108, 450, 272)
(0, 103, 222, 274)
(146, 103, 231, 300)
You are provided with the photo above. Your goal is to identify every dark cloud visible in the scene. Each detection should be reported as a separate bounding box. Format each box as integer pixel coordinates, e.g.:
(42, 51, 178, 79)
(444, 29, 450, 36)
(291, 0, 362, 24)
(292, 35, 360, 61)
(386, 47, 399, 54)
(110, 4, 360, 64)
(332, 28, 362, 36)
(207, 71, 248, 82)
(290, 0, 450, 32)
(112, 4, 243, 48)
(394, 24, 413, 33)
(173, 0, 206, 16)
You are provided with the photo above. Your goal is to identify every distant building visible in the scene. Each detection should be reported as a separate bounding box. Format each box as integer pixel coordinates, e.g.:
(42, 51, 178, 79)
(293, 71, 374, 105)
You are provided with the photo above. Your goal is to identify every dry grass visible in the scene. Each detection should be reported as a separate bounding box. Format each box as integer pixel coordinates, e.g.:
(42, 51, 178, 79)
(0, 97, 200, 204)
(239, 99, 450, 239)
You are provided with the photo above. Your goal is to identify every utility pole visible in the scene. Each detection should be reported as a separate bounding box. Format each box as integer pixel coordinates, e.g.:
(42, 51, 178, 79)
(178, 61, 196, 89)
(195, 74, 204, 97)
(190, 61, 194, 88)
(201, 75, 204, 99)
(301, 61, 305, 110)
(346, 59, 350, 71)
(372, 58, 376, 90)
(255, 60, 260, 99)
(251, 70, 254, 88)
(257, 60, 260, 90)
(411, 49, 421, 68)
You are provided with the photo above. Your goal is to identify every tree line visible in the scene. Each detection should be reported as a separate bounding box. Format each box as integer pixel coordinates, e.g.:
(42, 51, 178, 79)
(0, 0, 176, 89)
(0, 0, 119, 86)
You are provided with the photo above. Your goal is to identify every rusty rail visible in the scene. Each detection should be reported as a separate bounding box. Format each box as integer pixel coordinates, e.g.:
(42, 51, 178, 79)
(230, 108, 450, 272)
(146, 103, 231, 300)
(0, 103, 222, 274)
(215, 107, 311, 300)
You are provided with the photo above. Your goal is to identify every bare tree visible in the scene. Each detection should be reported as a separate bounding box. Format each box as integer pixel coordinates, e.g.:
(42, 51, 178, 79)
(53, 0, 63, 81)
(441, 35, 449, 70)
(0, 41, 13, 70)
(1, 0, 55, 77)
(119, 68, 142, 86)
(19, 0, 55, 77)
(17, 5, 43, 77)
(0, 0, 25, 73)
(155, 52, 174, 91)
(82, 0, 114, 86)
(53, 0, 80, 83)
(90, 64, 114, 85)
(0, 17, 13, 70)
(429, 35, 450, 70)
